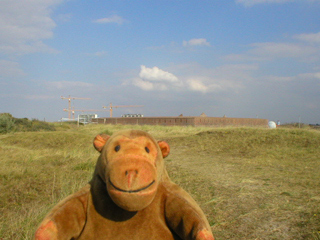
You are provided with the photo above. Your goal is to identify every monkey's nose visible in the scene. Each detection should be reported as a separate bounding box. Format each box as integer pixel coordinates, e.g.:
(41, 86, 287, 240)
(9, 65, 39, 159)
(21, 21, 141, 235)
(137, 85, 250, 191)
(125, 170, 138, 176)
(125, 170, 139, 188)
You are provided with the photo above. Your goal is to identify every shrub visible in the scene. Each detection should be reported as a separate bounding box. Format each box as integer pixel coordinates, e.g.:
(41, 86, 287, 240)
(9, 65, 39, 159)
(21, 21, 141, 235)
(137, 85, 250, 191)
(0, 113, 56, 133)
(30, 119, 56, 132)
(0, 113, 15, 133)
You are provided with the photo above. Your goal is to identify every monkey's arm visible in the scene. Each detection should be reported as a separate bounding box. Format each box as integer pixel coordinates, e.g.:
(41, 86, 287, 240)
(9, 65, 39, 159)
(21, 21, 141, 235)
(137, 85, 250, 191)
(163, 182, 214, 240)
(34, 185, 90, 240)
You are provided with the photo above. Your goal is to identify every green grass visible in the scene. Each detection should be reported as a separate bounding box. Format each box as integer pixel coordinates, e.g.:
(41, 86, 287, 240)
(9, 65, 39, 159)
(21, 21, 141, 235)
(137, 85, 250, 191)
(0, 125, 319, 239)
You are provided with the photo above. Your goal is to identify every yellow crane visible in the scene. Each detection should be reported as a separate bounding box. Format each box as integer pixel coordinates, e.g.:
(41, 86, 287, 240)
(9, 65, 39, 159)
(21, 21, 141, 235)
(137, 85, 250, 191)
(61, 95, 91, 119)
(102, 103, 143, 117)
(63, 109, 107, 113)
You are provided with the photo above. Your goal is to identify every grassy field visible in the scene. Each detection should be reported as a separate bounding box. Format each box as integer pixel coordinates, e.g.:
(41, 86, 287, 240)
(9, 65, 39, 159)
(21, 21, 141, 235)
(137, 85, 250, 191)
(0, 124, 319, 239)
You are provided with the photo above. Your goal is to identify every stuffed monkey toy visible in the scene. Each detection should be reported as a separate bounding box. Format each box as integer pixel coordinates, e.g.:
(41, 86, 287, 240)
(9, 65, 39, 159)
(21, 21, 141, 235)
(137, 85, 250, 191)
(34, 130, 214, 240)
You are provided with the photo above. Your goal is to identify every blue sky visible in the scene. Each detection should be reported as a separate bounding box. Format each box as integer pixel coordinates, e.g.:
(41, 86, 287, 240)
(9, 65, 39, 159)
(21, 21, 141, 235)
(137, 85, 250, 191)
(1, 0, 320, 123)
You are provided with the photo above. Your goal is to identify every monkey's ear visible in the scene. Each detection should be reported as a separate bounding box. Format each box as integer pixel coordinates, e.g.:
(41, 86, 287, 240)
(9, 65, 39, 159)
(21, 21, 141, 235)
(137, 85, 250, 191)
(158, 141, 170, 158)
(93, 134, 110, 152)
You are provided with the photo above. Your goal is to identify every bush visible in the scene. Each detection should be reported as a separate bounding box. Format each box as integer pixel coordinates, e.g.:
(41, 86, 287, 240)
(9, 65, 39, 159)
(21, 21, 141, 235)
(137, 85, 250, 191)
(30, 119, 56, 131)
(0, 113, 15, 133)
(0, 113, 56, 133)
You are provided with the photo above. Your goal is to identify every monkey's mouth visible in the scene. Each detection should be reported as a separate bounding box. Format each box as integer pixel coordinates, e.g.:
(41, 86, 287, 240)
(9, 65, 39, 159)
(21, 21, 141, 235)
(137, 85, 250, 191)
(108, 179, 155, 193)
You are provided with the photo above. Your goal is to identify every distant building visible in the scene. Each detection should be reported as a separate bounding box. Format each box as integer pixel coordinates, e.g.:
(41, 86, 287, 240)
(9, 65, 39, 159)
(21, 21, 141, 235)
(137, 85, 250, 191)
(92, 114, 268, 127)
(78, 114, 98, 124)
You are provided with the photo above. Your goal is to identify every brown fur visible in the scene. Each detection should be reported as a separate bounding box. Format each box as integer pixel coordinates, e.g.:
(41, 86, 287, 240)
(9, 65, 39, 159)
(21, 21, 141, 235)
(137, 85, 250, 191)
(34, 130, 214, 240)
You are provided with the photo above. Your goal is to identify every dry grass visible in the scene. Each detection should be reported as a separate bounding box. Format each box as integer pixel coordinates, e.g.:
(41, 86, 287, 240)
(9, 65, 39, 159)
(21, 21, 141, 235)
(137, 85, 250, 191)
(0, 124, 319, 239)
(167, 128, 320, 240)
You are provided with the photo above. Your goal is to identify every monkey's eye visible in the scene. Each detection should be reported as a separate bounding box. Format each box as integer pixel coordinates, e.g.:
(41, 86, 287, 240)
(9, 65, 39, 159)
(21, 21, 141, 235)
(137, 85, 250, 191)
(114, 145, 121, 152)
(145, 147, 150, 153)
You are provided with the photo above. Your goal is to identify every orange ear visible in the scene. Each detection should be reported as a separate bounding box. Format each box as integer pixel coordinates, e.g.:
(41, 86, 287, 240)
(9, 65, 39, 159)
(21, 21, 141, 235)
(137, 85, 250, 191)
(158, 141, 170, 158)
(93, 134, 110, 152)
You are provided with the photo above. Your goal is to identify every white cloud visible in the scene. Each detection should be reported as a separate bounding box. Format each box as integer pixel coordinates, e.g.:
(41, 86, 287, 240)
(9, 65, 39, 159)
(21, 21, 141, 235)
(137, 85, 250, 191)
(261, 71, 320, 84)
(297, 72, 320, 79)
(131, 65, 182, 91)
(294, 32, 320, 44)
(132, 78, 154, 91)
(0, 60, 26, 78)
(0, 0, 62, 55)
(139, 65, 179, 82)
(56, 13, 72, 22)
(250, 42, 316, 58)
(187, 79, 209, 93)
(93, 15, 125, 25)
(183, 38, 210, 47)
(185, 64, 254, 93)
(130, 63, 253, 93)
(225, 40, 320, 62)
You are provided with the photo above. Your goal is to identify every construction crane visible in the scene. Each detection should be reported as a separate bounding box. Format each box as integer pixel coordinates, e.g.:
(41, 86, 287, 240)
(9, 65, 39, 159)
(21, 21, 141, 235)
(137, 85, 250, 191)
(63, 108, 106, 114)
(61, 95, 91, 119)
(102, 103, 143, 117)
(63, 109, 107, 114)
(63, 109, 107, 121)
